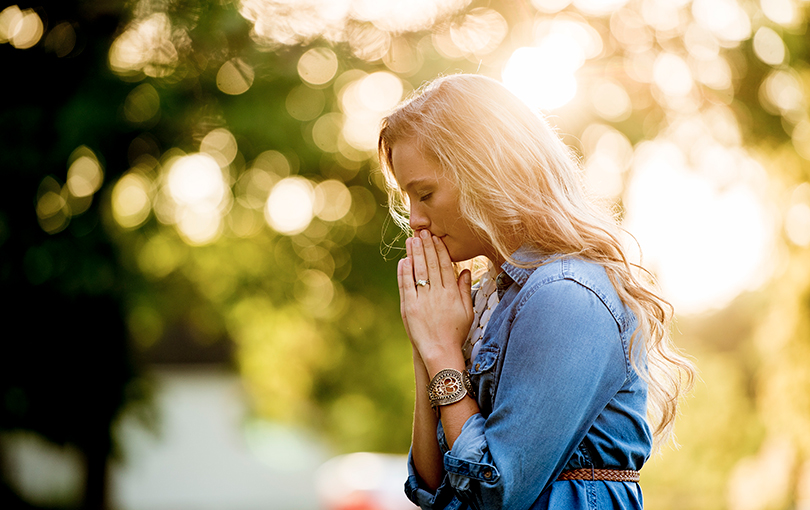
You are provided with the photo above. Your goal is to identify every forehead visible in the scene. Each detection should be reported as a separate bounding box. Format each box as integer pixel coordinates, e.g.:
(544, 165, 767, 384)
(390, 139, 444, 190)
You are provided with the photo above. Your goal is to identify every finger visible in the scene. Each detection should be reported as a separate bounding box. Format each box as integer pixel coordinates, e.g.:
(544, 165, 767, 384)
(400, 256, 418, 298)
(397, 259, 411, 333)
(405, 236, 412, 260)
(433, 235, 456, 287)
(458, 268, 473, 312)
(420, 230, 443, 287)
(411, 235, 429, 284)
(397, 258, 406, 307)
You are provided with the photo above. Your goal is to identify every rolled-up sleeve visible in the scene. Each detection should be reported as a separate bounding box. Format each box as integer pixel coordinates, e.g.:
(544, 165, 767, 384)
(406, 431, 467, 510)
(423, 278, 629, 509)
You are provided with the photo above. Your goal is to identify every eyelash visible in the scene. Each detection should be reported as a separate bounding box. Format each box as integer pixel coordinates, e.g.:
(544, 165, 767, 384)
(419, 193, 432, 202)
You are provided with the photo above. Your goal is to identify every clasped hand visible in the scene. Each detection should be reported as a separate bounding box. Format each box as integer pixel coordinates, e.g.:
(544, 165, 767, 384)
(397, 230, 473, 366)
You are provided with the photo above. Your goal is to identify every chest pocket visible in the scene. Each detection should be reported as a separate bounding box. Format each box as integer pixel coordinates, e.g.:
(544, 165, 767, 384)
(469, 344, 500, 417)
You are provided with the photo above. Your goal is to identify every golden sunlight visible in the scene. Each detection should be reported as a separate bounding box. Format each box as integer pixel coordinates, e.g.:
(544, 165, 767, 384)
(165, 153, 230, 245)
(502, 41, 579, 111)
(761, 0, 801, 27)
(692, 0, 751, 43)
(502, 17, 599, 111)
(112, 173, 152, 230)
(264, 177, 315, 235)
(0, 6, 43, 49)
(623, 139, 775, 315)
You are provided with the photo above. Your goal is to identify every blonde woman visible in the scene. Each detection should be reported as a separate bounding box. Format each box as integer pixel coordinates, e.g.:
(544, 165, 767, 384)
(378, 74, 695, 509)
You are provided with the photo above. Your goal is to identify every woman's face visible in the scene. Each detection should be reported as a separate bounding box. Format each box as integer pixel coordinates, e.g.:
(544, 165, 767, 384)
(390, 139, 496, 263)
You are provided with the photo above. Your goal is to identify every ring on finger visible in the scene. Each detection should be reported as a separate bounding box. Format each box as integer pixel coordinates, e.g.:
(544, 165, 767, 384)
(415, 279, 430, 287)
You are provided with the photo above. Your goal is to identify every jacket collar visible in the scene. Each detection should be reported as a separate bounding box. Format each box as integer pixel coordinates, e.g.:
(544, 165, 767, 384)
(500, 245, 551, 287)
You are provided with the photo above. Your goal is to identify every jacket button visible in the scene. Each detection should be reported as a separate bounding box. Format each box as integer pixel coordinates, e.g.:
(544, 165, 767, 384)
(475, 363, 480, 370)
(483, 469, 492, 479)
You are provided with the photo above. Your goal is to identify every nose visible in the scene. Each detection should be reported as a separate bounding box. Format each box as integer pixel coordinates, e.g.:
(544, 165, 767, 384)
(409, 204, 429, 232)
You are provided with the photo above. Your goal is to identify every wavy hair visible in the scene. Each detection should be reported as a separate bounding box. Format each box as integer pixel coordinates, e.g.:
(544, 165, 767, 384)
(378, 73, 695, 447)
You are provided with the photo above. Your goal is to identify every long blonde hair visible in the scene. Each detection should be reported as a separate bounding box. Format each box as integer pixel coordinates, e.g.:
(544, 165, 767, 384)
(378, 73, 695, 447)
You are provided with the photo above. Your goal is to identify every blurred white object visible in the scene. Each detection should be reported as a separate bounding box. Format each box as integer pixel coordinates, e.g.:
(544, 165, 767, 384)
(111, 367, 327, 510)
(316, 452, 417, 510)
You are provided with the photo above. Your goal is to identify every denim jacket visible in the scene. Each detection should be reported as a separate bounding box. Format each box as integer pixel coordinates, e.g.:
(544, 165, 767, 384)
(406, 250, 653, 509)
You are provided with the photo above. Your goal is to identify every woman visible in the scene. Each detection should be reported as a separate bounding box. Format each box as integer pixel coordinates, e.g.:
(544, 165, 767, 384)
(377, 74, 695, 510)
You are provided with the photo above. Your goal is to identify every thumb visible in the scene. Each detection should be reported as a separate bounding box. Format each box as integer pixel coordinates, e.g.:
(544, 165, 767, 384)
(458, 269, 473, 310)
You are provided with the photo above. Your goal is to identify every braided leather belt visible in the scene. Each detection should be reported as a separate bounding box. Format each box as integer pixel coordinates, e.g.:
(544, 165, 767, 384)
(556, 468, 640, 483)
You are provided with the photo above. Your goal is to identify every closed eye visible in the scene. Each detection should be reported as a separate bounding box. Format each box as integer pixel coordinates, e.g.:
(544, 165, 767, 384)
(419, 193, 432, 202)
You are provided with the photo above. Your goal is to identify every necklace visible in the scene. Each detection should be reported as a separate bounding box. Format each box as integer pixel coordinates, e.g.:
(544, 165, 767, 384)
(462, 264, 501, 368)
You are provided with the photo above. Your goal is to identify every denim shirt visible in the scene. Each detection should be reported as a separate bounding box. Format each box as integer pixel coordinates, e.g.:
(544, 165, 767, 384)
(406, 250, 653, 510)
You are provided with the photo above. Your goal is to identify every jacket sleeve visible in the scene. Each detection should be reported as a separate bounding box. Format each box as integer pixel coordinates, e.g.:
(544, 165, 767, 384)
(421, 278, 630, 510)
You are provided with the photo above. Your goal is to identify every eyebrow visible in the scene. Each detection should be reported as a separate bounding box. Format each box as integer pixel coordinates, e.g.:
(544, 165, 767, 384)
(402, 177, 436, 192)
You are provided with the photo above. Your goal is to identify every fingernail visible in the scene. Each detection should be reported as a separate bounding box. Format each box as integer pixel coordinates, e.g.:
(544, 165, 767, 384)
(421, 230, 429, 239)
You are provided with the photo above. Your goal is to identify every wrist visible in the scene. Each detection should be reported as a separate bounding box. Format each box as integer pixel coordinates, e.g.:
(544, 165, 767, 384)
(422, 349, 467, 380)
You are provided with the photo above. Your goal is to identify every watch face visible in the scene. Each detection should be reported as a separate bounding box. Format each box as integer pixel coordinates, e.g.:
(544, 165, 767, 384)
(438, 375, 460, 395)
(428, 369, 467, 407)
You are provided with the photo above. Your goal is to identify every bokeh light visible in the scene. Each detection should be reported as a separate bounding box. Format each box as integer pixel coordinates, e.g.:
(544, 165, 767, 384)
(762, 0, 800, 27)
(66, 147, 104, 198)
(108, 13, 179, 77)
(167, 154, 227, 208)
(124, 84, 161, 125)
(286, 85, 326, 121)
(0, 6, 43, 49)
(573, 0, 629, 16)
(294, 268, 335, 312)
(217, 58, 255, 95)
(432, 8, 507, 59)
(624, 139, 774, 314)
(531, 0, 573, 14)
(112, 173, 153, 230)
(264, 177, 315, 235)
(590, 80, 632, 121)
(0, 6, 23, 43)
(312, 113, 343, 153)
(502, 17, 599, 110)
(759, 69, 805, 121)
(653, 53, 694, 98)
(43, 22, 76, 57)
(314, 180, 352, 222)
(693, 55, 733, 91)
(200, 129, 238, 168)
(503, 44, 579, 111)
(36, 177, 69, 234)
(581, 124, 633, 198)
(793, 120, 810, 160)
(340, 71, 404, 152)
(692, 0, 751, 42)
(164, 153, 231, 245)
(785, 183, 810, 247)
(753, 27, 787, 67)
(297, 48, 339, 86)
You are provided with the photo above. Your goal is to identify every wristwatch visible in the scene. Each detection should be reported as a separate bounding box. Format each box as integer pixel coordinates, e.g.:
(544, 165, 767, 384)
(427, 368, 474, 410)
